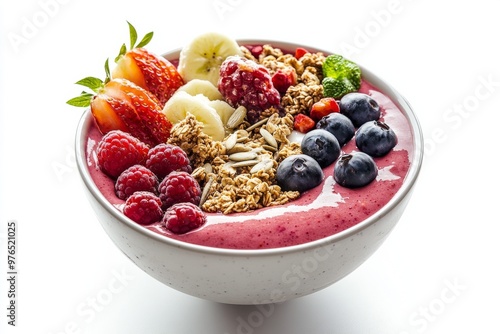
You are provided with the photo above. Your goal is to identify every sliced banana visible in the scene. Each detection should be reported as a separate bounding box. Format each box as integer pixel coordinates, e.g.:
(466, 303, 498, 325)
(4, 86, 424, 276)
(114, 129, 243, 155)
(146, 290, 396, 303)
(176, 79, 224, 101)
(162, 91, 225, 141)
(207, 100, 235, 125)
(177, 32, 243, 86)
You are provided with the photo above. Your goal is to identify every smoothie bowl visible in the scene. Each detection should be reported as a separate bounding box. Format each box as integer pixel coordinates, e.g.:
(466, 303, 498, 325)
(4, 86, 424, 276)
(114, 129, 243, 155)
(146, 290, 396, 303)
(73, 28, 423, 304)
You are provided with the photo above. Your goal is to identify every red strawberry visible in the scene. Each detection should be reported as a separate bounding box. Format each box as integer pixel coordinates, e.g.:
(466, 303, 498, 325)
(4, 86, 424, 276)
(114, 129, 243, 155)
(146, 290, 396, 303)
(293, 114, 315, 133)
(67, 61, 172, 147)
(309, 97, 340, 122)
(112, 22, 184, 106)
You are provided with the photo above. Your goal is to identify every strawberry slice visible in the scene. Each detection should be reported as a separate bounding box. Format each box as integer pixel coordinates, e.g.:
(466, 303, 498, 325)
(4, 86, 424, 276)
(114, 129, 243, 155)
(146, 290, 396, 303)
(112, 22, 184, 106)
(67, 61, 172, 146)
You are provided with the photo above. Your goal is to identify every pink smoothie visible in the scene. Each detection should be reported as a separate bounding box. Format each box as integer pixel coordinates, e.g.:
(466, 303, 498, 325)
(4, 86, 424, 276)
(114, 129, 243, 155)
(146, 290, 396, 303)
(85, 77, 413, 250)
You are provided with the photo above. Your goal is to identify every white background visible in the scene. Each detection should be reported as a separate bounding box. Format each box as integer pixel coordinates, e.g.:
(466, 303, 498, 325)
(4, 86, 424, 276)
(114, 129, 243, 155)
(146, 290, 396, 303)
(1, 0, 499, 333)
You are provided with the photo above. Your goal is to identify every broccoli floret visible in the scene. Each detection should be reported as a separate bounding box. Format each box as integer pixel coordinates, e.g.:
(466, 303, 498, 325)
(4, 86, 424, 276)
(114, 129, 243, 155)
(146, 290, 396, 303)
(322, 54, 361, 99)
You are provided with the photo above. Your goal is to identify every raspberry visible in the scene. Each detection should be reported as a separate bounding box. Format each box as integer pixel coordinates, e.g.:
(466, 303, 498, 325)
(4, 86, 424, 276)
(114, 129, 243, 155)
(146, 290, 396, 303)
(96, 130, 149, 179)
(145, 143, 192, 180)
(158, 171, 201, 210)
(115, 165, 159, 200)
(123, 191, 163, 225)
(162, 202, 206, 234)
(218, 55, 281, 124)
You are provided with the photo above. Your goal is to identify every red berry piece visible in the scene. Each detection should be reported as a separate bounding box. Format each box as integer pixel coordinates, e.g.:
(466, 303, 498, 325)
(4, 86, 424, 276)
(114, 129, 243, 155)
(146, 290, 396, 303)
(115, 165, 159, 200)
(309, 97, 340, 122)
(293, 114, 316, 133)
(218, 55, 281, 124)
(295, 47, 309, 59)
(245, 45, 264, 58)
(123, 191, 163, 225)
(271, 68, 298, 94)
(145, 143, 192, 180)
(96, 130, 149, 179)
(158, 171, 201, 210)
(163, 202, 207, 234)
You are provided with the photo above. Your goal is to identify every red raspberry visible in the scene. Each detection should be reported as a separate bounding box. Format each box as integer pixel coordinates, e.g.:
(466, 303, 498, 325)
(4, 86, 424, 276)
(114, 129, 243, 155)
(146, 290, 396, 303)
(158, 171, 201, 210)
(96, 130, 149, 179)
(218, 55, 281, 124)
(115, 165, 159, 200)
(145, 143, 192, 180)
(123, 191, 163, 225)
(162, 202, 206, 234)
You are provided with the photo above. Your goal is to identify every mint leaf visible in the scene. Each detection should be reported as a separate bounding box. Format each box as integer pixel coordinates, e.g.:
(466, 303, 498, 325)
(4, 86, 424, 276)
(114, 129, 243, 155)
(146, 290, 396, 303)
(127, 21, 138, 49)
(136, 31, 153, 48)
(66, 93, 93, 107)
(115, 43, 127, 63)
(75, 77, 103, 93)
(104, 59, 111, 84)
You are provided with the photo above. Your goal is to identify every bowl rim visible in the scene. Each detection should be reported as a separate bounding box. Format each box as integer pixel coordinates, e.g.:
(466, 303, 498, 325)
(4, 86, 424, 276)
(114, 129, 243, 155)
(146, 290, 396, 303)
(75, 39, 424, 257)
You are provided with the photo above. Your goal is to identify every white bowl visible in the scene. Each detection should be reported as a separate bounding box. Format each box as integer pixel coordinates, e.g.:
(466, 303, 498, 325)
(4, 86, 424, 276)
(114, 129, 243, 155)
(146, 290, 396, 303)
(75, 40, 424, 305)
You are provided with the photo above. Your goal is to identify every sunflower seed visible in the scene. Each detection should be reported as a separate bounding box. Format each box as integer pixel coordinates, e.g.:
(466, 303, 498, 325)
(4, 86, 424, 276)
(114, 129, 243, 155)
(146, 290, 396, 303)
(228, 143, 252, 154)
(226, 106, 247, 129)
(259, 128, 278, 148)
(231, 160, 259, 168)
(250, 158, 274, 174)
(224, 132, 238, 150)
(262, 144, 277, 152)
(199, 175, 215, 207)
(229, 151, 258, 161)
(246, 117, 269, 132)
(202, 162, 213, 174)
(222, 162, 237, 175)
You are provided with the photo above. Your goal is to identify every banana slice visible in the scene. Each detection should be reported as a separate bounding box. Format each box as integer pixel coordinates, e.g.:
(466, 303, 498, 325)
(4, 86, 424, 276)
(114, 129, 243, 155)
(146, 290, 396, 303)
(208, 100, 235, 125)
(178, 32, 243, 86)
(176, 79, 224, 101)
(162, 91, 225, 141)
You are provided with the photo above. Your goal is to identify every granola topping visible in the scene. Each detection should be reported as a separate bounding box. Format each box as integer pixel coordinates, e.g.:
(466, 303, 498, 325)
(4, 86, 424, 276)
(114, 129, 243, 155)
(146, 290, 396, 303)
(167, 45, 329, 215)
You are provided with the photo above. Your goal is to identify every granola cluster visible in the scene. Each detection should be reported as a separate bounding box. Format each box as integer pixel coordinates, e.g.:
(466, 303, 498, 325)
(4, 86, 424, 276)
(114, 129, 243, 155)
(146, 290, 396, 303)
(244, 44, 326, 116)
(167, 45, 327, 215)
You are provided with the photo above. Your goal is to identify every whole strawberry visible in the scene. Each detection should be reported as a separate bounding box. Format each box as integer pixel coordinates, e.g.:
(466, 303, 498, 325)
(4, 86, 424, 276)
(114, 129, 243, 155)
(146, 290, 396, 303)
(218, 55, 281, 124)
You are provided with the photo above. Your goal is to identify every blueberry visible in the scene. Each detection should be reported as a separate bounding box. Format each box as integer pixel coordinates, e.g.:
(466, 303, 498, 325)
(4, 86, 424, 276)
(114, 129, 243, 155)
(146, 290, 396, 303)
(334, 152, 378, 188)
(315, 113, 355, 146)
(276, 154, 324, 192)
(339, 92, 380, 127)
(355, 121, 398, 157)
(301, 129, 341, 168)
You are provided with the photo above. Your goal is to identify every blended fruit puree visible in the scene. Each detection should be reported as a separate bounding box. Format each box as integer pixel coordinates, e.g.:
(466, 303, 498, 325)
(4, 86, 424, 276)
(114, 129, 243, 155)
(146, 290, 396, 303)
(85, 78, 412, 249)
